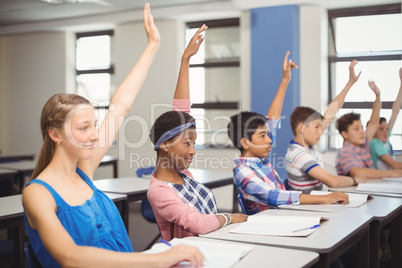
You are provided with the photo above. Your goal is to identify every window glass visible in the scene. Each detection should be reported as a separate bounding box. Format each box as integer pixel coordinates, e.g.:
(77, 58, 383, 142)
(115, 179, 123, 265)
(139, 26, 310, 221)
(332, 60, 402, 102)
(334, 14, 402, 54)
(76, 73, 111, 105)
(76, 35, 111, 70)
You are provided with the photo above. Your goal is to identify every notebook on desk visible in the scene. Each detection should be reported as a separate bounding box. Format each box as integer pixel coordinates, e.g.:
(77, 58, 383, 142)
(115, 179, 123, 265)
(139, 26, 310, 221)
(278, 190, 371, 213)
(382, 177, 402, 183)
(356, 182, 402, 194)
(229, 214, 327, 237)
(144, 238, 254, 268)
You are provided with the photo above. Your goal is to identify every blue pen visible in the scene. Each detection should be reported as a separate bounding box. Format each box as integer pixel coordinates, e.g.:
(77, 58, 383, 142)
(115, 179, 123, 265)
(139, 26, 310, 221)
(159, 239, 172, 247)
(292, 224, 320, 233)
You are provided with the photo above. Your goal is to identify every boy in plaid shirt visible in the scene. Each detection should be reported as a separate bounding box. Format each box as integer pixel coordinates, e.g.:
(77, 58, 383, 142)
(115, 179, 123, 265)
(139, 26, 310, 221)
(227, 52, 349, 215)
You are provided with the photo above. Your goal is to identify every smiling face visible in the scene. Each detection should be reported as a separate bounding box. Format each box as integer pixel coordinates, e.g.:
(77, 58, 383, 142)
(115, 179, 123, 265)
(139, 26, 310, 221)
(301, 120, 323, 147)
(374, 120, 388, 143)
(61, 104, 99, 160)
(342, 119, 366, 146)
(242, 125, 272, 158)
(165, 127, 196, 169)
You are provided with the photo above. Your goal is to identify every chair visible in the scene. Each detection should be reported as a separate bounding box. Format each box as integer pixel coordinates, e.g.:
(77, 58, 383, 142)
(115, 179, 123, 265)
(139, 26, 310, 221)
(136, 167, 160, 250)
(237, 194, 249, 215)
(24, 242, 41, 268)
(0, 240, 13, 259)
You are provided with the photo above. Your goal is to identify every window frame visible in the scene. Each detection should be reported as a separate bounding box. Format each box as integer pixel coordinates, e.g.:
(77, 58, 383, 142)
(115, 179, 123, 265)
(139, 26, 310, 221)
(75, 29, 114, 110)
(327, 4, 402, 151)
(186, 18, 241, 148)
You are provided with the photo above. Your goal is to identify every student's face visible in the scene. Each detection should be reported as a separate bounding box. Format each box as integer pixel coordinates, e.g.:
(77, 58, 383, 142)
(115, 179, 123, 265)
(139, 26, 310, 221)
(165, 127, 196, 169)
(374, 121, 388, 143)
(62, 104, 99, 160)
(246, 125, 272, 158)
(343, 120, 365, 145)
(302, 120, 323, 146)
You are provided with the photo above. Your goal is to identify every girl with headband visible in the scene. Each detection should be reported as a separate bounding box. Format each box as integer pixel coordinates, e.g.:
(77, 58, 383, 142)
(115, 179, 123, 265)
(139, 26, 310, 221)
(148, 25, 248, 241)
(22, 4, 204, 267)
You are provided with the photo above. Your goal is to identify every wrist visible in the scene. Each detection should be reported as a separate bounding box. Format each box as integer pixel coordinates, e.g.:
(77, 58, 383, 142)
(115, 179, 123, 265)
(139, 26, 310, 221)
(351, 177, 357, 186)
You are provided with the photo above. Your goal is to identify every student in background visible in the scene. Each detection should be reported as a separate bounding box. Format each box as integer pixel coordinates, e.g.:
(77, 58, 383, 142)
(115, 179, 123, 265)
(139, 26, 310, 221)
(22, 4, 204, 267)
(336, 80, 402, 178)
(147, 24, 248, 241)
(227, 52, 349, 215)
(285, 60, 366, 194)
(369, 67, 402, 170)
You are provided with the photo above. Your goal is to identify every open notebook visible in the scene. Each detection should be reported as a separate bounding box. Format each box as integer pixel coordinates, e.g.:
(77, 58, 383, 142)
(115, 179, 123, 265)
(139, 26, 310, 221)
(144, 238, 254, 268)
(278, 190, 371, 213)
(356, 182, 402, 194)
(229, 214, 326, 237)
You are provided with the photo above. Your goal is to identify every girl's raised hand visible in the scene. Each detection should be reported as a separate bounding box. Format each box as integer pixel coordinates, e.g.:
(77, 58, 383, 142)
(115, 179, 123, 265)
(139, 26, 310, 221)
(143, 3, 160, 47)
(368, 80, 381, 96)
(183, 24, 208, 60)
(348, 60, 361, 84)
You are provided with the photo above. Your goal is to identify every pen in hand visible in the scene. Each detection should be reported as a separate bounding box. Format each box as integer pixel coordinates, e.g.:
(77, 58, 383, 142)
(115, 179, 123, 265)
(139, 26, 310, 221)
(292, 224, 320, 233)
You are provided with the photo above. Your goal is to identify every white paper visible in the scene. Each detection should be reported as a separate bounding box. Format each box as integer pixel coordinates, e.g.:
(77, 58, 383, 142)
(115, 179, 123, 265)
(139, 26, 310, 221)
(382, 177, 402, 183)
(356, 182, 402, 194)
(309, 190, 370, 208)
(143, 238, 254, 268)
(229, 214, 322, 237)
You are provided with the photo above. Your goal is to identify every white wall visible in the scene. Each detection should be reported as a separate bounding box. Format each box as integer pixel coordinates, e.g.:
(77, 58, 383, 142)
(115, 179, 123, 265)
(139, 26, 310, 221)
(0, 31, 70, 155)
(300, 5, 338, 173)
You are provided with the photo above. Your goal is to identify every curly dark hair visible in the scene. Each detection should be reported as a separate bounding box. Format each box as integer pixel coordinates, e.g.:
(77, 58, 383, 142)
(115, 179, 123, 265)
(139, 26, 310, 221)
(149, 111, 196, 148)
(336, 112, 361, 134)
(227, 111, 267, 151)
(290, 106, 323, 135)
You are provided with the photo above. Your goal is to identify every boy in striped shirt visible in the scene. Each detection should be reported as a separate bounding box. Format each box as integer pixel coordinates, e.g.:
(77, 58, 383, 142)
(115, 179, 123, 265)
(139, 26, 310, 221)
(336, 81, 402, 178)
(285, 60, 366, 193)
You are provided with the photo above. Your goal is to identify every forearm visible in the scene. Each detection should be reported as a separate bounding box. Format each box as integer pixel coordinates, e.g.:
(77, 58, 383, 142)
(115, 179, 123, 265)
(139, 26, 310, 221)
(389, 83, 402, 130)
(299, 194, 326, 204)
(327, 175, 355, 188)
(110, 43, 159, 114)
(174, 57, 190, 99)
(323, 81, 353, 128)
(267, 79, 289, 119)
(348, 167, 396, 179)
(60, 246, 162, 268)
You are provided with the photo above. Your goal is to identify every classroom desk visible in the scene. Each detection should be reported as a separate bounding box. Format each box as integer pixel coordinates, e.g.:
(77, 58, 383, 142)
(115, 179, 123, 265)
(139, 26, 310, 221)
(184, 236, 320, 268)
(99, 155, 119, 178)
(94, 168, 237, 211)
(329, 179, 402, 198)
(200, 209, 372, 268)
(0, 160, 36, 194)
(0, 153, 35, 163)
(0, 169, 18, 197)
(0, 193, 127, 268)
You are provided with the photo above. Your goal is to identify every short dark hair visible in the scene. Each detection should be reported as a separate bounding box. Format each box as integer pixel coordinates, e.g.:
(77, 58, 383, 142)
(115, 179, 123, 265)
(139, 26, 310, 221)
(336, 112, 361, 134)
(150, 111, 195, 147)
(290, 106, 323, 135)
(227, 111, 267, 151)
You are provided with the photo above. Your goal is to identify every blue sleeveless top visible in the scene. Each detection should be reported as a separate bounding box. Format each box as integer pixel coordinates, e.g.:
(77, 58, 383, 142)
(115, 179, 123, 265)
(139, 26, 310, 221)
(24, 167, 133, 267)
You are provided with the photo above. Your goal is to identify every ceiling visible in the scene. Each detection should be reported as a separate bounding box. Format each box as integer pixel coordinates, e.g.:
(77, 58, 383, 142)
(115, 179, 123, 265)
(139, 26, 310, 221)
(0, 0, 399, 35)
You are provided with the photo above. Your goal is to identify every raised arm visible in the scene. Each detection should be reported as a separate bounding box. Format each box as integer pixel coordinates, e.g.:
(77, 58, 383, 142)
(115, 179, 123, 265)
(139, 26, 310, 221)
(388, 67, 402, 131)
(366, 80, 381, 141)
(174, 24, 207, 100)
(79, 4, 160, 176)
(322, 60, 361, 130)
(267, 51, 298, 120)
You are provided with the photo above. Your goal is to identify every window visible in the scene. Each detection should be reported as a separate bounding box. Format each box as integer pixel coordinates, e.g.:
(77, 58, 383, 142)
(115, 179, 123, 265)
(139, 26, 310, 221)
(186, 19, 240, 148)
(75, 30, 114, 125)
(328, 4, 402, 150)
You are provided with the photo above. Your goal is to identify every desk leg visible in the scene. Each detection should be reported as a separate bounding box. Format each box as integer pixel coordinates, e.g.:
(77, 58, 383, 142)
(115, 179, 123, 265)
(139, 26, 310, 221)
(12, 225, 24, 268)
(369, 220, 380, 268)
(391, 213, 401, 268)
(113, 162, 118, 178)
(232, 186, 238, 213)
(357, 228, 369, 268)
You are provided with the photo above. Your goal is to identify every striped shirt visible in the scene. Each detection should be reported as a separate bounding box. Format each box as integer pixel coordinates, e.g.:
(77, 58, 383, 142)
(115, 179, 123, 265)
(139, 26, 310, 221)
(336, 138, 374, 176)
(285, 140, 323, 194)
(234, 157, 301, 215)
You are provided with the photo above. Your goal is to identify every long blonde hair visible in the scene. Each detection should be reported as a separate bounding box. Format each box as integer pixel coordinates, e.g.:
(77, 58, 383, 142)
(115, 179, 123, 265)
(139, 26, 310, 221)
(31, 94, 90, 180)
